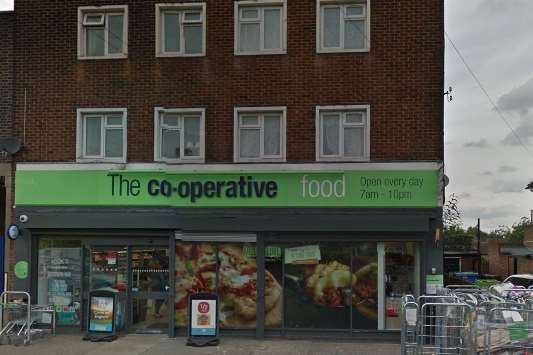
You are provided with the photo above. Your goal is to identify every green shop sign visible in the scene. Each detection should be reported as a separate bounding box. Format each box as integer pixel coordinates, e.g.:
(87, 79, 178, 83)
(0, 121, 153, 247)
(15, 169, 440, 208)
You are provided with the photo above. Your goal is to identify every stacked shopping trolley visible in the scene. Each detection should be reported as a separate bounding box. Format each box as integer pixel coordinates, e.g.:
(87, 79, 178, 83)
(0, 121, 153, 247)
(401, 285, 533, 355)
(0, 291, 55, 346)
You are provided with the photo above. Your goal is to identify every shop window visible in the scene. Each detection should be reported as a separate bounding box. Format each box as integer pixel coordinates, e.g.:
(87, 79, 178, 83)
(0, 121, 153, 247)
(38, 239, 82, 326)
(156, 3, 206, 57)
(154, 108, 205, 163)
(174, 242, 258, 329)
(234, 107, 286, 162)
(76, 108, 127, 163)
(317, 0, 369, 53)
(282, 242, 377, 330)
(316, 105, 370, 161)
(235, 1, 286, 55)
(384, 242, 419, 330)
(264, 245, 283, 328)
(78, 6, 128, 59)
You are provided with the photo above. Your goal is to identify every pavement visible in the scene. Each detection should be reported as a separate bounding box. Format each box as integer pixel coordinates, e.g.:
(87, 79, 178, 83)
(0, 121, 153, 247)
(0, 334, 401, 355)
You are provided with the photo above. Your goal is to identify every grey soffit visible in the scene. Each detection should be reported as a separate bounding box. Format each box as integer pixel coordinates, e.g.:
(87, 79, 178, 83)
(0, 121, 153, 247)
(15, 206, 440, 232)
(500, 246, 533, 256)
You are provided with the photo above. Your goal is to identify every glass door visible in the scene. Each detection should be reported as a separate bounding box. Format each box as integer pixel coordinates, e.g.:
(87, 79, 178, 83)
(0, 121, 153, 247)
(130, 246, 170, 333)
(88, 246, 128, 331)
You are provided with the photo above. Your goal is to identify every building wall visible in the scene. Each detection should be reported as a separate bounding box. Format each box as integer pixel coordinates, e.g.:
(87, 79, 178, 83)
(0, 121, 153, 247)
(13, 0, 444, 164)
(0, 11, 14, 289)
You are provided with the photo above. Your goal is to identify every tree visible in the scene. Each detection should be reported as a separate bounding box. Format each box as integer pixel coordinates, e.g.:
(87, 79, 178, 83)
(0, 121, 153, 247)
(443, 193, 462, 229)
(526, 181, 533, 192)
(488, 216, 530, 244)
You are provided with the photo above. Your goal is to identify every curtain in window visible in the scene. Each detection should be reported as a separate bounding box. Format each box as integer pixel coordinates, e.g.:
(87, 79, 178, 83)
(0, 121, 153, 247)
(264, 116, 281, 156)
(240, 23, 260, 51)
(322, 115, 340, 155)
(85, 117, 102, 156)
(323, 7, 340, 47)
(162, 129, 180, 158)
(184, 117, 200, 157)
(264, 9, 281, 50)
(240, 129, 260, 158)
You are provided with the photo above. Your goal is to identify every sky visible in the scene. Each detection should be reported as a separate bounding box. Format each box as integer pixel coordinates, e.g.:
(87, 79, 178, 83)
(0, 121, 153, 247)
(1, 0, 532, 231)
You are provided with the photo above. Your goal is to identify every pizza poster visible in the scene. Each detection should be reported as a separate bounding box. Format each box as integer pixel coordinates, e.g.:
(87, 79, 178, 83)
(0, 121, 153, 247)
(89, 296, 114, 332)
(190, 300, 217, 336)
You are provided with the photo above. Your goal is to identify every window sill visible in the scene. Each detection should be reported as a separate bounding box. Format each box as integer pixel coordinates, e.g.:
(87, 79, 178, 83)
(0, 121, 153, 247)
(78, 54, 128, 60)
(316, 48, 370, 54)
(76, 158, 127, 163)
(234, 50, 287, 56)
(316, 157, 370, 162)
(154, 159, 205, 164)
(234, 158, 287, 163)
(156, 52, 206, 58)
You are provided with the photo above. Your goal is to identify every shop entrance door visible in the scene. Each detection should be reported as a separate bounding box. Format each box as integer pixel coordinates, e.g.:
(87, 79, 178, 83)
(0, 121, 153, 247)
(130, 246, 170, 333)
(88, 246, 129, 332)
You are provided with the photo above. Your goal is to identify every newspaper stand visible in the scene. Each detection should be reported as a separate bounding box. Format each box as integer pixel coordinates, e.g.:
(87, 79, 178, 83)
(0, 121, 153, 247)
(84, 290, 119, 342)
(187, 293, 219, 347)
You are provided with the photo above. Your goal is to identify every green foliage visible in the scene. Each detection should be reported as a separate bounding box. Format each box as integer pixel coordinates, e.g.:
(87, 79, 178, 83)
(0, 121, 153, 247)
(488, 216, 530, 244)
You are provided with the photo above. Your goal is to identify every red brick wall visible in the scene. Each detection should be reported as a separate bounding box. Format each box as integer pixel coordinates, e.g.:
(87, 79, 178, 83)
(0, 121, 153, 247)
(13, 0, 444, 163)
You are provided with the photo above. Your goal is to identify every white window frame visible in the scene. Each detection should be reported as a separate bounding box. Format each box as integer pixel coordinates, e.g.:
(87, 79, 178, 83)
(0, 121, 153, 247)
(316, 0, 370, 53)
(315, 105, 370, 162)
(78, 5, 129, 60)
(234, 106, 286, 162)
(155, 3, 207, 57)
(234, 0, 287, 56)
(154, 107, 206, 163)
(76, 108, 128, 163)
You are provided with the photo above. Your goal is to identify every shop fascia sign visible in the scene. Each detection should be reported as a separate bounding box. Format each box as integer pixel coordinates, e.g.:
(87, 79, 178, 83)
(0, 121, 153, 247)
(15, 166, 441, 208)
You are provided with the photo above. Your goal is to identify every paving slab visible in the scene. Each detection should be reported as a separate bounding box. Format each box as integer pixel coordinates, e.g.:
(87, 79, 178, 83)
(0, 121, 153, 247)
(0, 334, 400, 355)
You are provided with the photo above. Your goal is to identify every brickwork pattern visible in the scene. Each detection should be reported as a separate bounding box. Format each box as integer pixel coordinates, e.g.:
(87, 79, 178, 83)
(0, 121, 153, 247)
(13, 0, 444, 164)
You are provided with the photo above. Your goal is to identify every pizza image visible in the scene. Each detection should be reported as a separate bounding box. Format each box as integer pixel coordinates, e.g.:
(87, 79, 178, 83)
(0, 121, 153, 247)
(217, 244, 281, 328)
(174, 242, 282, 328)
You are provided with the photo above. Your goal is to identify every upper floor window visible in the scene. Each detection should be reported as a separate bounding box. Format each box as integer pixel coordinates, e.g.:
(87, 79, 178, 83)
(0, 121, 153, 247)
(316, 105, 370, 161)
(76, 108, 127, 162)
(234, 107, 286, 162)
(317, 0, 369, 53)
(154, 108, 205, 163)
(156, 3, 206, 57)
(78, 6, 128, 59)
(234, 1, 286, 55)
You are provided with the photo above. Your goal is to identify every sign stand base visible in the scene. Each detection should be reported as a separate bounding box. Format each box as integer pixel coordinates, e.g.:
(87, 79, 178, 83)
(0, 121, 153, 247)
(186, 336, 219, 347)
(82, 333, 118, 342)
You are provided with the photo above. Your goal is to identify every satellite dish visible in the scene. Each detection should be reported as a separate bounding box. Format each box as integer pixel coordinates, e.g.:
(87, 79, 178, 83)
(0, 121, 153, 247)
(0, 137, 22, 154)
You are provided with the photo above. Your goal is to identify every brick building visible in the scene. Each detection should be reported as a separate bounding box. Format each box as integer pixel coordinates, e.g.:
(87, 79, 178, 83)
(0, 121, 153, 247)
(0, 10, 15, 294)
(11, 0, 444, 338)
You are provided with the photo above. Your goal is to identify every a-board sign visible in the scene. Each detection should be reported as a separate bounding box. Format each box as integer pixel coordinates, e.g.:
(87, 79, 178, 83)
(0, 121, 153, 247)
(188, 293, 218, 338)
(88, 292, 115, 333)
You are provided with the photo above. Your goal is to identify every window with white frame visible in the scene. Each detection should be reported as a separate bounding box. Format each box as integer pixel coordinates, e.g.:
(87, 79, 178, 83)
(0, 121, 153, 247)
(156, 3, 206, 57)
(76, 109, 127, 162)
(316, 106, 369, 161)
(317, 0, 369, 52)
(154, 108, 205, 163)
(234, 108, 286, 162)
(78, 6, 128, 59)
(235, 1, 286, 55)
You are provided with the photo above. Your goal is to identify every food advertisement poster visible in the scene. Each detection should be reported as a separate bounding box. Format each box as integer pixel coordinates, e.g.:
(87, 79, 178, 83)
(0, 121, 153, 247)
(190, 300, 217, 336)
(425, 274, 444, 295)
(89, 296, 114, 332)
(175, 243, 282, 329)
